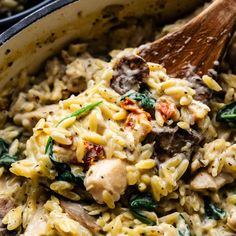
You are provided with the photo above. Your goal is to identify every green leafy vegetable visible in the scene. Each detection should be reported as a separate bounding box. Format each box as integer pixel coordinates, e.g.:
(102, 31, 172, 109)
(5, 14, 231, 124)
(121, 90, 156, 110)
(129, 193, 157, 226)
(178, 214, 190, 236)
(58, 101, 103, 125)
(45, 102, 102, 185)
(130, 193, 158, 210)
(216, 101, 236, 128)
(130, 209, 156, 226)
(46, 137, 84, 185)
(0, 138, 17, 168)
(204, 198, 226, 220)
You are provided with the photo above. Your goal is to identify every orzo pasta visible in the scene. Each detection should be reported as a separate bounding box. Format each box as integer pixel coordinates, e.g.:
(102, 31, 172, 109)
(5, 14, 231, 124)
(0, 4, 236, 236)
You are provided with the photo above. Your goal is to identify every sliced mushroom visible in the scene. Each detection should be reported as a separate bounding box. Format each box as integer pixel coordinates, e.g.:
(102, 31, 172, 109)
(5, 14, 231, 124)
(0, 196, 15, 236)
(111, 55, 149, 95)
(190, 172, 233, 191)
(60, 200, 101, 235)
(0, 196, 15, 219)
(187, 76, 211, 103)
(153, 125, 202, 156)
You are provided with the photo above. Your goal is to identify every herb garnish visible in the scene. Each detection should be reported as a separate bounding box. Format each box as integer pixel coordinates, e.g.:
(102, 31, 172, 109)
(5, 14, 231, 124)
(129, 193, 157, 225)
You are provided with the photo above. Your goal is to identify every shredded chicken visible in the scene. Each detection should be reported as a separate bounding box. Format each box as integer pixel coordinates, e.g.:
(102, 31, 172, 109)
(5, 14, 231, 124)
(84, 159, 127, 205)
(190, 172, 233, 191)
(13, 104, 58, 130)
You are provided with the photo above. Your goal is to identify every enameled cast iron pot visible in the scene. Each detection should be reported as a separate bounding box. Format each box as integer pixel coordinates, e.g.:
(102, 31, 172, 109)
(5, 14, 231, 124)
(0, 0, 206, 94)
(0, 0, 54, 28)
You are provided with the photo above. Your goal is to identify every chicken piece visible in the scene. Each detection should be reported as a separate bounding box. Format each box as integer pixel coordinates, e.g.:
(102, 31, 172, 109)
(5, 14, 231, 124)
(13, 104, 58, 130)
(125, 112, 152, 143)
(60, 200, 101, 235)
(156, 99, 177, 122)
(111, 55, 149, 95)
(84, 159, 127, 207)
(53, 144, 77, 164)
(190, 172, 233, 191)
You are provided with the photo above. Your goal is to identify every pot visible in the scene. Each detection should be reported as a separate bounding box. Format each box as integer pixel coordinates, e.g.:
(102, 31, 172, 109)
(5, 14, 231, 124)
(0, 0, 54, 29)
(0, 0, 206, 93)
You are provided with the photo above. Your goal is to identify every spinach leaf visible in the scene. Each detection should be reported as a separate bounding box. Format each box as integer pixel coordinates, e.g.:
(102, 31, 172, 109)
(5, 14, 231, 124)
(0, 138, 9, 154)
(178, 214, 191, 236)
(46, 137, 85, 186)
(0, 138, 17, 168)
(129, 193, 157, 225)
(45, 102, 102, 185)
(216, 101, 236, 128)
(130, 193, 157, 210)
(121, 90, 156, 110)
(204, 198, 226, 220)
(130, 209, 156, 226)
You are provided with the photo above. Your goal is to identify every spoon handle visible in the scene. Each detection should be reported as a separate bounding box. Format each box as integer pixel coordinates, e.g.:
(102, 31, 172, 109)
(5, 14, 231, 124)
(139, 0, 236, 78)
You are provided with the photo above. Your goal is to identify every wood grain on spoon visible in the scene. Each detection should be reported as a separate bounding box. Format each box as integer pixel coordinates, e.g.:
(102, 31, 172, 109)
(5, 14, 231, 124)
(139, 0, 236, 79)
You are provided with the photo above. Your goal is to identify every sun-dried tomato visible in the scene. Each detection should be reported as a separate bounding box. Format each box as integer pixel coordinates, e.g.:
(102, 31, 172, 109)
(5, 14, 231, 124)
(83, 142, 105, 170)
(156, 100, 176, 121)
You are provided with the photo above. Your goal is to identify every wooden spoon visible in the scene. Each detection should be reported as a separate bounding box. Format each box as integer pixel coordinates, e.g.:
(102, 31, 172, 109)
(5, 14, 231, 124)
(139, 0, 236, 80)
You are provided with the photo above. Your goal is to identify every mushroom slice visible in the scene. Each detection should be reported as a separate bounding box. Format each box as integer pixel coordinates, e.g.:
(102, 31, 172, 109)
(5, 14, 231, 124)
(111, 55, 149, 95)
(60, 200, 101, 234)
(0, 196, 15, 236)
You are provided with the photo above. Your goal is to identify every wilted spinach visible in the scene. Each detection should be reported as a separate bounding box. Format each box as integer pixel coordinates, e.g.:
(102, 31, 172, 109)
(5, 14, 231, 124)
(204, 198, 226, 220)
(129, 193, 157, 225)
(216, 101, 236, 128)
(46, 137, 84, 185)
(45, 102, 102, 185)
(0, 138, 17, 168)
(178, 214, 190, 236)
(121, 90, 156, 110)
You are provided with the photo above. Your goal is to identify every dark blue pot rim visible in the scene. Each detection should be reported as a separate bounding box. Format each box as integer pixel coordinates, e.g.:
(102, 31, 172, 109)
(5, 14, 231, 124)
(0, 0, 76, 45)
(0, 0, 54, 26)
